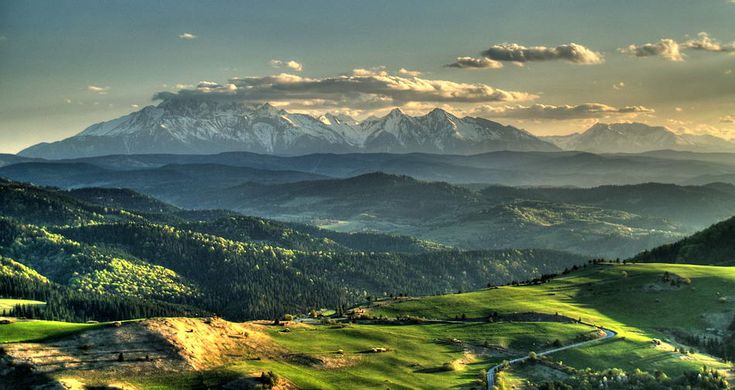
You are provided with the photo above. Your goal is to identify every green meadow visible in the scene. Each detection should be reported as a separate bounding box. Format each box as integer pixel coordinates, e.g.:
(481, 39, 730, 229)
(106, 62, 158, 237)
(2, 263, 733, 388)
(369, 263, 735, 376)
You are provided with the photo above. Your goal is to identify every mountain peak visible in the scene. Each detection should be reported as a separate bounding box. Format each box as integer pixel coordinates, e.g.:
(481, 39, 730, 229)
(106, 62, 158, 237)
(544, 122, 735, 153)
(253, 102, 283, 116)
(387, 107, 405, 117)
(587, 122, 669, 134)
(425, 107, 457, 121)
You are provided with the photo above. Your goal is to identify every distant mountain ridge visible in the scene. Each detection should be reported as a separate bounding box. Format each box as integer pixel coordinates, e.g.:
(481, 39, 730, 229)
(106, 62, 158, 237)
(18, 100, 558, 159)
(544, 122, 735, 153)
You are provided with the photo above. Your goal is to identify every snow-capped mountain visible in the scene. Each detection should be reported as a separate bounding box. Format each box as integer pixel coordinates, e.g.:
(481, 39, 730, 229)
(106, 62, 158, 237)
(362, 108, 555, 154)
(544, 123, 735, 153)
(19, 100, 558, 159)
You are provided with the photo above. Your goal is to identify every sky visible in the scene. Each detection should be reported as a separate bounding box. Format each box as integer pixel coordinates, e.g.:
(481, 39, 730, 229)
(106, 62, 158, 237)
(1, 0, 735, 153)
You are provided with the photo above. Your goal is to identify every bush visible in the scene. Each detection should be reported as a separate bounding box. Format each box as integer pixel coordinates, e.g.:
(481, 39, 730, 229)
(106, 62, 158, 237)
(260, 371, 278, 387)
(528, 351, 538, 362)
(441, 360, 463, 372)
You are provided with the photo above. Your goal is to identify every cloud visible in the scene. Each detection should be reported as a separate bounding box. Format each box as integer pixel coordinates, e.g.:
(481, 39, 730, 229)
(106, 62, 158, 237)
(682, 32, 735, 52)
(398, 68, 423, 76)
(87, 85, 110, 94)
(153, 69, 537, 111)
(445, 56, 504, 69)
(269, 59, 303, 72)
(178, 32, 197, 40)
(472, 103, 654, 120)
(612, 82, 625, 90)
(720, 115, 735, 124)
(620, 39, 683, 61)
(621, 33, 735, 61)
(674, 123, 735, 140)
(479, 42, 603, 64)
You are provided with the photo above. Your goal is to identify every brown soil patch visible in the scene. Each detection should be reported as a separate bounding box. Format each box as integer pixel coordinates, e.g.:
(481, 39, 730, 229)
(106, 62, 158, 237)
(2, 317, 284, 376)
(141, 317, 284, 370)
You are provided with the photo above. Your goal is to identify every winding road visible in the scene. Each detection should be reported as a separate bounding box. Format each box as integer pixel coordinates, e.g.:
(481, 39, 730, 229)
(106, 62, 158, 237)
(486, 326, 617, 389)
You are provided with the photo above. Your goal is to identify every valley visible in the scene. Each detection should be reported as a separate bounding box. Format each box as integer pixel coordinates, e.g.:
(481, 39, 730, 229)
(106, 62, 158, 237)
(5, 2, 735, 388)
(4, 151, 735, 258)
(2, 146, 735, 389)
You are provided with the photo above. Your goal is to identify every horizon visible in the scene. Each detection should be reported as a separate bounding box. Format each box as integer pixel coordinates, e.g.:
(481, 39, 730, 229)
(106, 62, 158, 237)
(5, 100, 726, 155)
(2, 0, 735, 153)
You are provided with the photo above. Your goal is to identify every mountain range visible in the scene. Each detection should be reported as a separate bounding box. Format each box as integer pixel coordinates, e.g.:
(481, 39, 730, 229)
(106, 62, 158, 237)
(17, 99, 735, 159)
(543, 122, 735, 153)
(18, 100, 559, 158)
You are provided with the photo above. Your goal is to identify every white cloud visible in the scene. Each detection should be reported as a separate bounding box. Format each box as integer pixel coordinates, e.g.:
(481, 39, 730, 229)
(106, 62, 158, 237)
(153, 70, 537, 111)
(269, 59, 303, 72)
(674, 123, 735, 140)
(480, 42, 604, 64)
(720, 115, 735, 124)
(682, 32, 735, 52)
(620, 39, 683, 61)
(621, 33, 735, 61)
(675, 107, 684, 112)
(398, 68, 423, 76)
(86, 85, 110, 94)
(131, 104, 140, 109)
(445, 56, 504, 69)
(178, 32, 197, 40)
(472, 103, 654, 120)
(613, 82, 625, 90)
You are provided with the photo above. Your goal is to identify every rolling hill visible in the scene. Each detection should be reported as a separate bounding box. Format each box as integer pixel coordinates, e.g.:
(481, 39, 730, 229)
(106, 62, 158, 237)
(3, 262, 732, 389)
(8, 163, 734, 258)
(2, 179, 734, 388)
(6, 150, 735, 188)
(166, 173, 730, 258)
(0, 178, 590, 320)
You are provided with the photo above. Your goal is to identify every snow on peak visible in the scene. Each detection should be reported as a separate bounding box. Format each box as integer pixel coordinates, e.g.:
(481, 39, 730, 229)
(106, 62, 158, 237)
(23, 100, 559, 158)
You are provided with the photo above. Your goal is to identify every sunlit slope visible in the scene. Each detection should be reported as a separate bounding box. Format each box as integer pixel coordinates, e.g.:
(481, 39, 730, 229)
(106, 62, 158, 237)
(369, 263, 735, 375)
(0, 319, 104, 343)
(1, 318, 592, 389)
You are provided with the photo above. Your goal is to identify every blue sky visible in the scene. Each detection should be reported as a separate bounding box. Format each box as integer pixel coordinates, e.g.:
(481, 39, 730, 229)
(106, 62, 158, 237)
(1, 0, 734, 152)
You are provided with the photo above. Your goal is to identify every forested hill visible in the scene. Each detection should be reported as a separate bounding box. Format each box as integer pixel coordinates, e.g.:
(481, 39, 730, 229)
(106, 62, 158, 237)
(0, 178, 439, 254)
(632, 216, 735, 265)
(0, 178, 589, 321)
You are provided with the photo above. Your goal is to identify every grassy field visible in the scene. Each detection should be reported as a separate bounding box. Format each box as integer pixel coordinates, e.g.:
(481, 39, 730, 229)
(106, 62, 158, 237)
(200, 322, 592, 390)
(3, 263, 733, 388)
(109, 321, 592, 389)
(0, 319, 104, 343)
(0, 298, 45, 312)
(368, 263, 735, 376)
